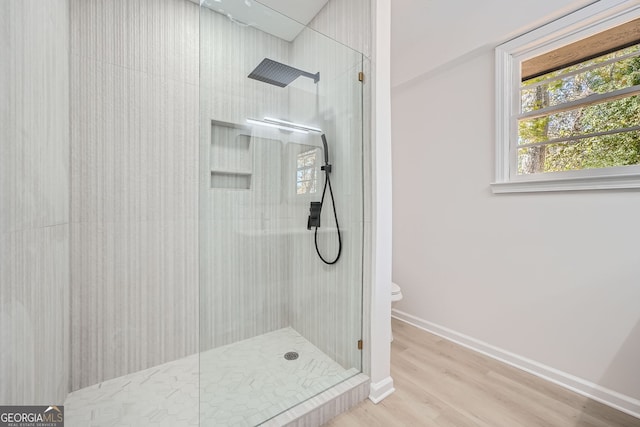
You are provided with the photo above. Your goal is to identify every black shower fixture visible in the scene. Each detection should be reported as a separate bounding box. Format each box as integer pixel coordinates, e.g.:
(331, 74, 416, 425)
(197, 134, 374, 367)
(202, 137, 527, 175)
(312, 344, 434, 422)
(307, 133, 342, 265)
(248, 58, 320, 88)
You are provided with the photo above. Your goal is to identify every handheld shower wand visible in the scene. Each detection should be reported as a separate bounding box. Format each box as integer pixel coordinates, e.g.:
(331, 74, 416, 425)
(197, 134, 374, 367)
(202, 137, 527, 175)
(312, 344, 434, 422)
(307, 134, 342, 265)
(321, 134, 330, 166)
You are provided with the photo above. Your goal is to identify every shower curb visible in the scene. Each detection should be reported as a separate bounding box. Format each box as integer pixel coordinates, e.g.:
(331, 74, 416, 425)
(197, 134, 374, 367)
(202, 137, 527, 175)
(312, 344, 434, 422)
(262, 373, 370, 427)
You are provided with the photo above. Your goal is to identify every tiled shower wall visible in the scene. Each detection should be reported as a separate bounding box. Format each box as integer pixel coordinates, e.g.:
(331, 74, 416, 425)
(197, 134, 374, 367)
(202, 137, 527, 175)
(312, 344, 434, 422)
(0, 0, 70, 405)
(309, 0, 372, 58)
(286, 0, 372, 372)
(286, 29, 364, 373)
(199, 7, 291, 350)
(69, 0, 199, 390)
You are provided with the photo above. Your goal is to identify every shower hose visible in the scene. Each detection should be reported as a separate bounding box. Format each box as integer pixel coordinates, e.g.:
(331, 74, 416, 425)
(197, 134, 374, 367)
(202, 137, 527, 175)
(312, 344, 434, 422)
(314, 160, 342, 265)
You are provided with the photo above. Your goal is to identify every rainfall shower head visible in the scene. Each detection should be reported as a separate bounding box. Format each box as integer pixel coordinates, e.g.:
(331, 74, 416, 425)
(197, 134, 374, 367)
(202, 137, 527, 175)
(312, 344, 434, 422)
(248, 58, 320, 88)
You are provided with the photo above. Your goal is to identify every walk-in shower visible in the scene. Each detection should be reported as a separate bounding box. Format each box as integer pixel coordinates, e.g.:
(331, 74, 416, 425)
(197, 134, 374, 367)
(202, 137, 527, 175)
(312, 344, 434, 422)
(2, 0, 368, 425)
(198, 0, 366, 424)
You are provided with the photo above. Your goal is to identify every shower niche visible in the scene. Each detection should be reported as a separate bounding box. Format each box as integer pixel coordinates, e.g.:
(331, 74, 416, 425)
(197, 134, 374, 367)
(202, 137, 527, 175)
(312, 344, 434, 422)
(210, 119, 323, 205)
(210, 120, 287, 194)
(210, 120, 253, 190)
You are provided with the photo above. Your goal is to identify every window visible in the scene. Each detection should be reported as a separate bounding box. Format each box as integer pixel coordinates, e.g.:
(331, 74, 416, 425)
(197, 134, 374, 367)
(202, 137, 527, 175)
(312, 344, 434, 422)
(492, 0, 640, 193)
(296, 148, 320, 195)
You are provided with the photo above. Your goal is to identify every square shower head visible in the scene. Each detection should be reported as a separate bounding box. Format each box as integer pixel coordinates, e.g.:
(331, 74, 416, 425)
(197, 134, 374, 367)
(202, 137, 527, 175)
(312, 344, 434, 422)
(248, 58, 320, 88)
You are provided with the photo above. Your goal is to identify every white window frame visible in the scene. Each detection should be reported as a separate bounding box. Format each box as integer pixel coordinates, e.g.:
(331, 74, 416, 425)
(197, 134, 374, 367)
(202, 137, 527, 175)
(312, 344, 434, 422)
(491, 0, 640, 193)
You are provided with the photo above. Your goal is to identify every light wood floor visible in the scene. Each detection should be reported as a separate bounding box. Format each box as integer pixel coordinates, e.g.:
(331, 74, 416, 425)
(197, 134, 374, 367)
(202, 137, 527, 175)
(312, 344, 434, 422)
(327, 319, 640, 427)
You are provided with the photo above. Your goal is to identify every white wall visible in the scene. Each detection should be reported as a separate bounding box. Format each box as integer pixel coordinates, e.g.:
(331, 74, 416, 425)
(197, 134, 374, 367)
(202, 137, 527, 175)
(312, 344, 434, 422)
(391, 0, 596, 88)
(391, 0, 640, 416)
(0, 0, 70, 404)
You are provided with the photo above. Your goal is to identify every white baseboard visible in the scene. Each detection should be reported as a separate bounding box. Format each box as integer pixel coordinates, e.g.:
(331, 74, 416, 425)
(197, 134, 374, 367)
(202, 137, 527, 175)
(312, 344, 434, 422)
(368, 376, 395, 404)
(392, 309, 640, 419)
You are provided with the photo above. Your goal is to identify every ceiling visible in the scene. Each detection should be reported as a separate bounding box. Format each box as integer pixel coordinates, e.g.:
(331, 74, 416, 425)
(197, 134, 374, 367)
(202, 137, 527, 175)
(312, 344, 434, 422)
(258, 0, 329, 27)
(390, 0, 597, 87)
(200, 0, 329, 41)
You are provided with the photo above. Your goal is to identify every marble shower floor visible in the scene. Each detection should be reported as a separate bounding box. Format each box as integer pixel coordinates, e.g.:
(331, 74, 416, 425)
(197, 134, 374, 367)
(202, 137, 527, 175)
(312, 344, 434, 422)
(64, 327, 358, 427)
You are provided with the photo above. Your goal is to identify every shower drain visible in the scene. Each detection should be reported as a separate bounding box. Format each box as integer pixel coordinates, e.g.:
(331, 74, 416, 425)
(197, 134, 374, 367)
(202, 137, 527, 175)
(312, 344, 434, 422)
(284, 351, 299, 361)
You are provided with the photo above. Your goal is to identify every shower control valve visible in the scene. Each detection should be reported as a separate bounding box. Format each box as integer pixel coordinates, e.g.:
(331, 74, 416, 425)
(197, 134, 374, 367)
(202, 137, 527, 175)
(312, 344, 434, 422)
(307, 202, 322, 230)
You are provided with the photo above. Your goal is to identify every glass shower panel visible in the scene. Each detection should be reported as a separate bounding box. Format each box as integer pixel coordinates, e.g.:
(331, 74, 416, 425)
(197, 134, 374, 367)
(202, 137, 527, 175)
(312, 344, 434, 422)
(199, 1, 364, 425)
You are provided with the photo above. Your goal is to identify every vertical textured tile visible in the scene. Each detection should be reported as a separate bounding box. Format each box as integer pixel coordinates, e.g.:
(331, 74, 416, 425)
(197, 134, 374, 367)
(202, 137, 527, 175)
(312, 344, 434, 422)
(285, 20, 365, 372)
(199, 7, 291, 349)
(0, 0, 70, 405)
(0, 226, 70, 405)
(0, 1, 11, 236)
(70, 0, 199, 390)
(308, 0, 372, 58)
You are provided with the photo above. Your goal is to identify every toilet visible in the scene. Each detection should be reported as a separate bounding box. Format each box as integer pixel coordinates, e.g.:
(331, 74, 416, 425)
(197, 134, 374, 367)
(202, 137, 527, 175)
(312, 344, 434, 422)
(391, 282, 403, 342)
